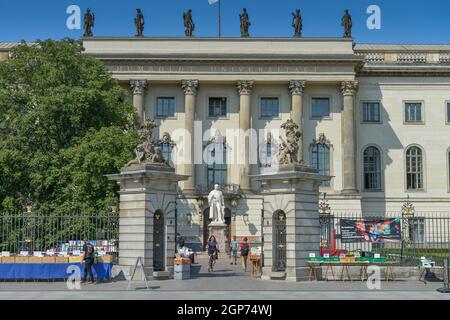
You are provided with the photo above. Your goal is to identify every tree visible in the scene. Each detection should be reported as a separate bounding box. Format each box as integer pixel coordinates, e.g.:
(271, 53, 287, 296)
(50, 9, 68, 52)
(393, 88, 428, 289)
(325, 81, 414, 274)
(0, 39, 138, 216)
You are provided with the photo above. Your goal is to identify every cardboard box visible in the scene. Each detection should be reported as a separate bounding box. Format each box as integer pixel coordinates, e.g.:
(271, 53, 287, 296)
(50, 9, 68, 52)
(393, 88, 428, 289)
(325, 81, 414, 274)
(28, 257, 43, 263)
(68, 256, 83, 263)
(15, 257, 29, 263)
(55, 257, 69, 263)
(1, 257, 15, 263)
(42, 256, 56, 263)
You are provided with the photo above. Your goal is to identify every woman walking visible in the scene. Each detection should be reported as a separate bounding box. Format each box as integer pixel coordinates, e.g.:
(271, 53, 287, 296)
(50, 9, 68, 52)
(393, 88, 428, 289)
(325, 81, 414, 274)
(207, 235, 219, 272)
(240, 237, 250, 272)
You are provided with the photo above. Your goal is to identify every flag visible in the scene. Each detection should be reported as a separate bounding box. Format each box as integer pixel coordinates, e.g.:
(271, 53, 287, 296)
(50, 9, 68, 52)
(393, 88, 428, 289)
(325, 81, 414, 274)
(208, 0, 219, 4)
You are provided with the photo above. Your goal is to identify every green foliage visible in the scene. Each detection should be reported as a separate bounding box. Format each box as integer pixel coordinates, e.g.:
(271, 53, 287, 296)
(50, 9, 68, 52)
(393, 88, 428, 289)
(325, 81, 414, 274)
(0, 39, 138, 215)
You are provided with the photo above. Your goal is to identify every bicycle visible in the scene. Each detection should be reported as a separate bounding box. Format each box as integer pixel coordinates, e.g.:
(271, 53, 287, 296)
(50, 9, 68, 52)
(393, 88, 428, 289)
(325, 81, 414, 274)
(208, 250, 219, 272)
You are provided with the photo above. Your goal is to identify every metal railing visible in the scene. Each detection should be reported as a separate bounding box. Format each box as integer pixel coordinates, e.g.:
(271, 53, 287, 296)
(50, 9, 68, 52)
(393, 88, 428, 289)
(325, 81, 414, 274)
(319, 211, 450, 266)
(0, 211, 119, 262)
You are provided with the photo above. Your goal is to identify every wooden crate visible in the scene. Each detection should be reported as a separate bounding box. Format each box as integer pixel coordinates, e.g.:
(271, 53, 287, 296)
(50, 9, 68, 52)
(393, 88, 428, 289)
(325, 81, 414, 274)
(28, 257, 43, 263)
(15, 257, 29, 264)
(42, 256, 56, 263)
(68, 256, 83, 263)
(1, 256, 15, 263)
(55, 257, 69, 263)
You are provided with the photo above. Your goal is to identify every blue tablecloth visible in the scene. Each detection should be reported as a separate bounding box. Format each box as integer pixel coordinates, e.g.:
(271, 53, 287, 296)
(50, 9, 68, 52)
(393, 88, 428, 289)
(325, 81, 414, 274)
(0, 263, 112, 280)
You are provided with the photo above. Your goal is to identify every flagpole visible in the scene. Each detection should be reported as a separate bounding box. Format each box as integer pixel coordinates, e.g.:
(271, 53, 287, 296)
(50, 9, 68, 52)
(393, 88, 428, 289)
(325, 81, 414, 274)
(218, 0, 221, 37)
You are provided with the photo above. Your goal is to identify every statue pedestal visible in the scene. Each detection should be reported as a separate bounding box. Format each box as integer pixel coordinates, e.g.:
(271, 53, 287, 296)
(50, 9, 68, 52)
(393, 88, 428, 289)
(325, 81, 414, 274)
(208, 222, 228, 255)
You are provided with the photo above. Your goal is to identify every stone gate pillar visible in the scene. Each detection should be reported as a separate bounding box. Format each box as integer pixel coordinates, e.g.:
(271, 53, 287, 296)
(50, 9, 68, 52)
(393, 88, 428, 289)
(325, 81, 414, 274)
(253, 165, 329, 281)
(107, 164, 188, 279)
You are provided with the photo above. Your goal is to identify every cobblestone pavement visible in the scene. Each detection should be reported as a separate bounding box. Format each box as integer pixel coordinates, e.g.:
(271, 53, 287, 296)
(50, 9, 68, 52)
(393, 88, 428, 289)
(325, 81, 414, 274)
(0, 254, 449, 300)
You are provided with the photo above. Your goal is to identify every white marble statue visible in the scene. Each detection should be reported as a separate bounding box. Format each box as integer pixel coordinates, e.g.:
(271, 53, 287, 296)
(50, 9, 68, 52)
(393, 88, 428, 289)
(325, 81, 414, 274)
(208, 184, 225, 224)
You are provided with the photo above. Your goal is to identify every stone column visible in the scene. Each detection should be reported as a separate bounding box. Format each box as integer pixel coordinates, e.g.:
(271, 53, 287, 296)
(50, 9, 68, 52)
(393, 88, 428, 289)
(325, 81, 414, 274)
(130, 80, 148, 126)
(289, 80, 306, 162)
(341, 81, 359, 193)
(237, 80, 254, 191)
(181, 80, 199, 192)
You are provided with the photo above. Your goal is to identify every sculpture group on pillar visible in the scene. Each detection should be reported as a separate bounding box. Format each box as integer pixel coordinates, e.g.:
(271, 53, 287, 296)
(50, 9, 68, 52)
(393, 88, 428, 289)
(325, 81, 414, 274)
(277, 119, 303, 166)
(126, 118, 170, 167)
(183, 9, 195, 37)
(239, 8, 251, 38)
(82, 8, 353, 39)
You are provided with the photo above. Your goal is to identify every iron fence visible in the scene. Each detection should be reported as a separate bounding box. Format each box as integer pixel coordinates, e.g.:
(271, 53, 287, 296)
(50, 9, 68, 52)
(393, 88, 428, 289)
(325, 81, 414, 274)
(319, 211, 450, 266)
(0, 211, 119, 262)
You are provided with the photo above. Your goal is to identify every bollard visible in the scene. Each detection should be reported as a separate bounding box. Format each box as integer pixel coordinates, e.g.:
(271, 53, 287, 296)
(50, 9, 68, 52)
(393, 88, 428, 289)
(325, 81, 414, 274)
(437, 258, 450, 293)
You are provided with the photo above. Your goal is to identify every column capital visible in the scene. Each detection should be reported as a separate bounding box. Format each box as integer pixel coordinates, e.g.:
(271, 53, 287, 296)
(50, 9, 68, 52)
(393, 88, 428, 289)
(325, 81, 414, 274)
(236, 80, 254, 95)
(340, 80, 359, 96)
(130, 79, 148, 95)
(181, 79, 200, 96)
(288, 80, 306, 95)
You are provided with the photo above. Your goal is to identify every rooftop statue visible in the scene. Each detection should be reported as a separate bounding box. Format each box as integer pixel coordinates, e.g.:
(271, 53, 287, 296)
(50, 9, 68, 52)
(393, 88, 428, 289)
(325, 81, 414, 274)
(276, 119, 303, 166)
(126, 118, 169, 167)
(341, 9, 352, 38)
(135, 9, 145, 37)
(83, 8, 95, 37)
(292, 9, 302, 38)
(183, 9, 195, 37)
(240, 8, 251, 38)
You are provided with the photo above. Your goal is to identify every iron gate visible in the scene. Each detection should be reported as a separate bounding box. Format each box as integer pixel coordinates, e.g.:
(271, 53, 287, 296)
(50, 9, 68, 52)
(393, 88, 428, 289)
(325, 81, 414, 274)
(273, 210, 287, 272)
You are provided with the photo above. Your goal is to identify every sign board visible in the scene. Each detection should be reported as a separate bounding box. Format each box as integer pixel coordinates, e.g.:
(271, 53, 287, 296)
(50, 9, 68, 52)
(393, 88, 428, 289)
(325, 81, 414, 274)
(19, 251, 29, 257)
(340, 218, 401, 243)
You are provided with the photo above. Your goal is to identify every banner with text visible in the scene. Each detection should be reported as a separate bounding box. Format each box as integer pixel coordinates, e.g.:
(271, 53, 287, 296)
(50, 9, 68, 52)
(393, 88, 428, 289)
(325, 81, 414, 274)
(340, 218, 401, 243)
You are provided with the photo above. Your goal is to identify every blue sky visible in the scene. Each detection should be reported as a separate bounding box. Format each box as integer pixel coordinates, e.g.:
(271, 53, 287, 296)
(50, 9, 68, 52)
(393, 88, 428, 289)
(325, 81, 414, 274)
(0, 0, 449, 43)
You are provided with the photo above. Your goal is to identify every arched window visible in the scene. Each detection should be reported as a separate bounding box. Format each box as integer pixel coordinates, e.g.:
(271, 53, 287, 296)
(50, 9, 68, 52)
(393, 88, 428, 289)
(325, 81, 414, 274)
(310, 135, 331, 187)
(406, 146, 424, 190)
(363, 146, 382, 191)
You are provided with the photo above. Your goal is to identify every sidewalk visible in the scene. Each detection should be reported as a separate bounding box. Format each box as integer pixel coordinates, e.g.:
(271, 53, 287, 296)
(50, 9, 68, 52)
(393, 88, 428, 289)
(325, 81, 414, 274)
(0, 254, 449, 300)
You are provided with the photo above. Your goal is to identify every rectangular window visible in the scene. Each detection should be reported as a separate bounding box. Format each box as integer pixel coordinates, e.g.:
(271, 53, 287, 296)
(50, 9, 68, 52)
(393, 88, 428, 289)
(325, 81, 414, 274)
(447, 102, 450, 123)
(156, 97, 175, 117)
(260, 97, 280, 118)
(404, 102, 422, 123)
(209, 97, 227, 117)
(362, 102, 381, 123)
(408, 218, 425, 244)
(311, 98, 330, 119)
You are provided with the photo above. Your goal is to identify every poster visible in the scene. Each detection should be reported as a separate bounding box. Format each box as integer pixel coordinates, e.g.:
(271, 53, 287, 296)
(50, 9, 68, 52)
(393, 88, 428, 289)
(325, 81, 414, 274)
(340, 218, 401, 243)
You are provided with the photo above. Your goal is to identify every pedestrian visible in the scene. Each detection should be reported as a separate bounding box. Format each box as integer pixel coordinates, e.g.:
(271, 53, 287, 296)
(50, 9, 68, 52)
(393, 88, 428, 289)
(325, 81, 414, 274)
(207, 235, 219, 272)
(229, 236, 238, 265)
(240, 237, 250, 272)
(81, 237, 95, 284)
(176, 233, 185, 251)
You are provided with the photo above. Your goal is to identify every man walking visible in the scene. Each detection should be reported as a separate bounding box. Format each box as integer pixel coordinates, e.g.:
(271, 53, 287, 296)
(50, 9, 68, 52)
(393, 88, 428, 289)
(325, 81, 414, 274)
(82, 237, 95, 284)
(229, 236, 238, 265)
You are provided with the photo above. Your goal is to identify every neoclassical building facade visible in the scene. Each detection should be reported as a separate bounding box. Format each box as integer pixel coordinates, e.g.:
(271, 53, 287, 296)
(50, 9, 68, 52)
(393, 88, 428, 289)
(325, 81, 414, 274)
(4, 38, 450, 253)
